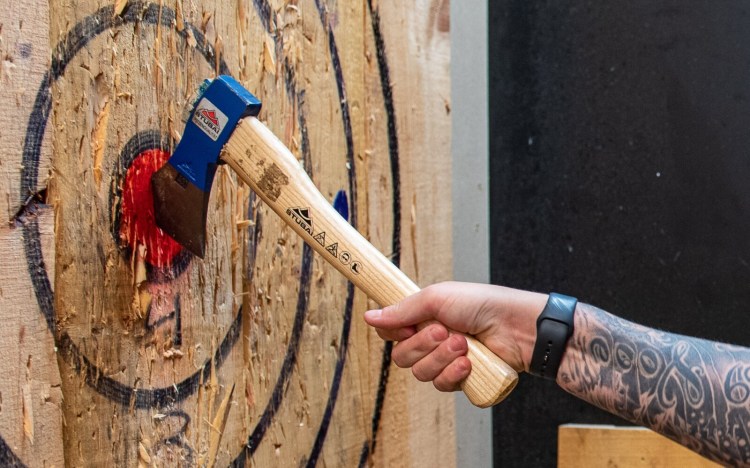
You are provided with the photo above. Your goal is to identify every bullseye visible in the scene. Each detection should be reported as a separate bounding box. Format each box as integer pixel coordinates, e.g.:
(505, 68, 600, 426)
(119, 148, 183, 267)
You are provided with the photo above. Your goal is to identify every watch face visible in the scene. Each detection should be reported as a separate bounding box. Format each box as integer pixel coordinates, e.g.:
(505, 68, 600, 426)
(545, 293, 578, 325)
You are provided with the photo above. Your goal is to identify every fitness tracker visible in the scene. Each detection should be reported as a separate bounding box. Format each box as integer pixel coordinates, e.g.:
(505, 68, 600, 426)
(529, 293, 578, 380)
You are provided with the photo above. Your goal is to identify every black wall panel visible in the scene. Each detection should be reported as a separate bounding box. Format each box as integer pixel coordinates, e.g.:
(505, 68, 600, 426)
(489, 2, 750, 466)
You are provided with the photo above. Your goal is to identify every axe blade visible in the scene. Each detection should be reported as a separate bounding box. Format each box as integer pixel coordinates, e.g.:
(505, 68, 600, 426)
(152, 162, 209, 258)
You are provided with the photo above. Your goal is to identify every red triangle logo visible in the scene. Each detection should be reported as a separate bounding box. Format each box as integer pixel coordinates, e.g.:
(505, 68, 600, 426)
(201, 109, 219, 126)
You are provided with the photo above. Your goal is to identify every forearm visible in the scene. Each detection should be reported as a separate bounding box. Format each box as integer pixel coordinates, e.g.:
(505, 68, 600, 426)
(557, 303, 750, 466)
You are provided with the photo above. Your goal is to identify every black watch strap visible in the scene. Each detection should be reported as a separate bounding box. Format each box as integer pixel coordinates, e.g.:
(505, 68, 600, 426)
(529, 293, 577, 380)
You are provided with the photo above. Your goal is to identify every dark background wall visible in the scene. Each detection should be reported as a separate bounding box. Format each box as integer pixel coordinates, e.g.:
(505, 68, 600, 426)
(488, 2, 750, 466)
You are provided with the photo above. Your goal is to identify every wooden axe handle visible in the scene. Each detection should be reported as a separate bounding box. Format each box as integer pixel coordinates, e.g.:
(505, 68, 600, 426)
(223, 116, 518, 408)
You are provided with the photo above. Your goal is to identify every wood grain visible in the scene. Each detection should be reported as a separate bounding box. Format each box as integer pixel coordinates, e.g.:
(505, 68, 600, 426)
(364, 1, 457, 465)
(0, 210, 64, 466)
(1, 0, 458, 465)
(0, 1, 64, 465)
(558, 425, 722, 468)
(0, 0, 52, 225)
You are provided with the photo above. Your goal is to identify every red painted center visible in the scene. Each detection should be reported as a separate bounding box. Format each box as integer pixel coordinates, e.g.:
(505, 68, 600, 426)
(119, 149, 183, 267)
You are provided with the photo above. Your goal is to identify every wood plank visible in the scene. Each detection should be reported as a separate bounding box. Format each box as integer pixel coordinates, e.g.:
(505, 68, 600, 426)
(558, 424, 722, 468)
(0, 209, 64, 467)
(365, 1, 456, 466)
(0, 0, 52, 225)
(0, 0, 457, 465)
(0, 2, 64, 465)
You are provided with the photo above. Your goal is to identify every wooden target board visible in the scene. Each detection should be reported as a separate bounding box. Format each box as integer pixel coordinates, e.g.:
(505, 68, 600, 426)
(0, 0, 454, 466)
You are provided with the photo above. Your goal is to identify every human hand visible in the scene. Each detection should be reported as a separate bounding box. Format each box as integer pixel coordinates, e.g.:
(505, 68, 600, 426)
(364, 282, 548, 392)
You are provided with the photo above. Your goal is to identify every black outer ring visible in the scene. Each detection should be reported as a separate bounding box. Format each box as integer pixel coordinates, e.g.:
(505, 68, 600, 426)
(19, 1, 401, 465)
(18, 0, 311, 460)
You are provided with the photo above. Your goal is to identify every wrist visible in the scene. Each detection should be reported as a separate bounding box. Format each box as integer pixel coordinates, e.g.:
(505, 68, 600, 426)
(500, 289, 549, 372)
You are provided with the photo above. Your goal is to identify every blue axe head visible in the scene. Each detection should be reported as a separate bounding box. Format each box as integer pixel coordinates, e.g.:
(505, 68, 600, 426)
(151, 75, 261, 257)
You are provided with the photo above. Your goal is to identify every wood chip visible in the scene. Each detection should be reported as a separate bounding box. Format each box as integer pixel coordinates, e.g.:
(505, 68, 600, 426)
(263, 39, 276, 75)
(114, 0, 127, 16)
(138, 442, 152, 464)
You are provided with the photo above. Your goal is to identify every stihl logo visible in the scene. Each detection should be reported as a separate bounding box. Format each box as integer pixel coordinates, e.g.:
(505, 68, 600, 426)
(286, 207, 313, 236)
(192, 98, 229, 141)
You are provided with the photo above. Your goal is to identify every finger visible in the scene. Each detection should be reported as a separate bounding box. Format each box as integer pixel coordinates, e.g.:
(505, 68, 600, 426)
(391, 323, 448, 368)
(363, 286, 444, 329)
(373, 325, 417, 342)
(433, 356, 472, 392)
(411, 334, 469, 382)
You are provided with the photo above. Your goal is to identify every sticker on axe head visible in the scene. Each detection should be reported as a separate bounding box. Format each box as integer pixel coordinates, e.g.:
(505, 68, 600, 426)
(192, 97, 228, 141)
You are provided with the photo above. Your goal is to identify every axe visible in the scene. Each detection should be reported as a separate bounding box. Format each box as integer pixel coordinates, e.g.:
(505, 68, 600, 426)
(151, 75, 518, 407)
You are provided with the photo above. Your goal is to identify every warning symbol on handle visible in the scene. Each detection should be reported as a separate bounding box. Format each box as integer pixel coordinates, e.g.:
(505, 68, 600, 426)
(314, 231, 326, 247)
(351, 261, 362, 275)
(340, 251, 351, 265)
(326, 242, 339, 258)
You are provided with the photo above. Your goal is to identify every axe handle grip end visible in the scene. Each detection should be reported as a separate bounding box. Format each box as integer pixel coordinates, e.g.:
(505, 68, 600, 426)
(223, 116, 518, 407)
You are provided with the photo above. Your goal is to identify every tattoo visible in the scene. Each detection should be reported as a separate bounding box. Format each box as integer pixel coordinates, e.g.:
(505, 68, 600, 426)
(558, 304, 750, 466)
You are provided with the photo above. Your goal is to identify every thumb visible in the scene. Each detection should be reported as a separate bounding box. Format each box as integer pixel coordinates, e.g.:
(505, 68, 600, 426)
(363, 288, 439, 329)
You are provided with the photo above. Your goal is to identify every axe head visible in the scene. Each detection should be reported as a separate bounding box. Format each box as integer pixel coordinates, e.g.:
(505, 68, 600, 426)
(151, 75, 261, 257)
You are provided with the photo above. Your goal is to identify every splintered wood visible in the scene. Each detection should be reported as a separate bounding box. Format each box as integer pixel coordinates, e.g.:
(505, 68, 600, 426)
(0, 0, 454, 466)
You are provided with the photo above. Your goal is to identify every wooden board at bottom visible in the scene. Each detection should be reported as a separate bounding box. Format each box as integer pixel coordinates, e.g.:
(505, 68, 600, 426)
(558, 424, 721, 468)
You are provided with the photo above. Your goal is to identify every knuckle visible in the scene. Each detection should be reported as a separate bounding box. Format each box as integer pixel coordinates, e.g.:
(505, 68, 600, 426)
(392, 354, 406, 369)
(447, 334, 467, 353)
(412, 366, 431, 383)
(433, 378, 454, 393)
(427, 324, 448, 343)
(391, 346, 411, 369)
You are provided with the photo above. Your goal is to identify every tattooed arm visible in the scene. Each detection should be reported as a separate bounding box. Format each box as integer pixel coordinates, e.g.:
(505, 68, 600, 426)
(363, 282, 750, 466)
(558, 303, 750, 465)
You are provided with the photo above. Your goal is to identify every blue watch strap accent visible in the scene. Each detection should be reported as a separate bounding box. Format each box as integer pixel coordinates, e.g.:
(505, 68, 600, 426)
(529, 293, 577, 380)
